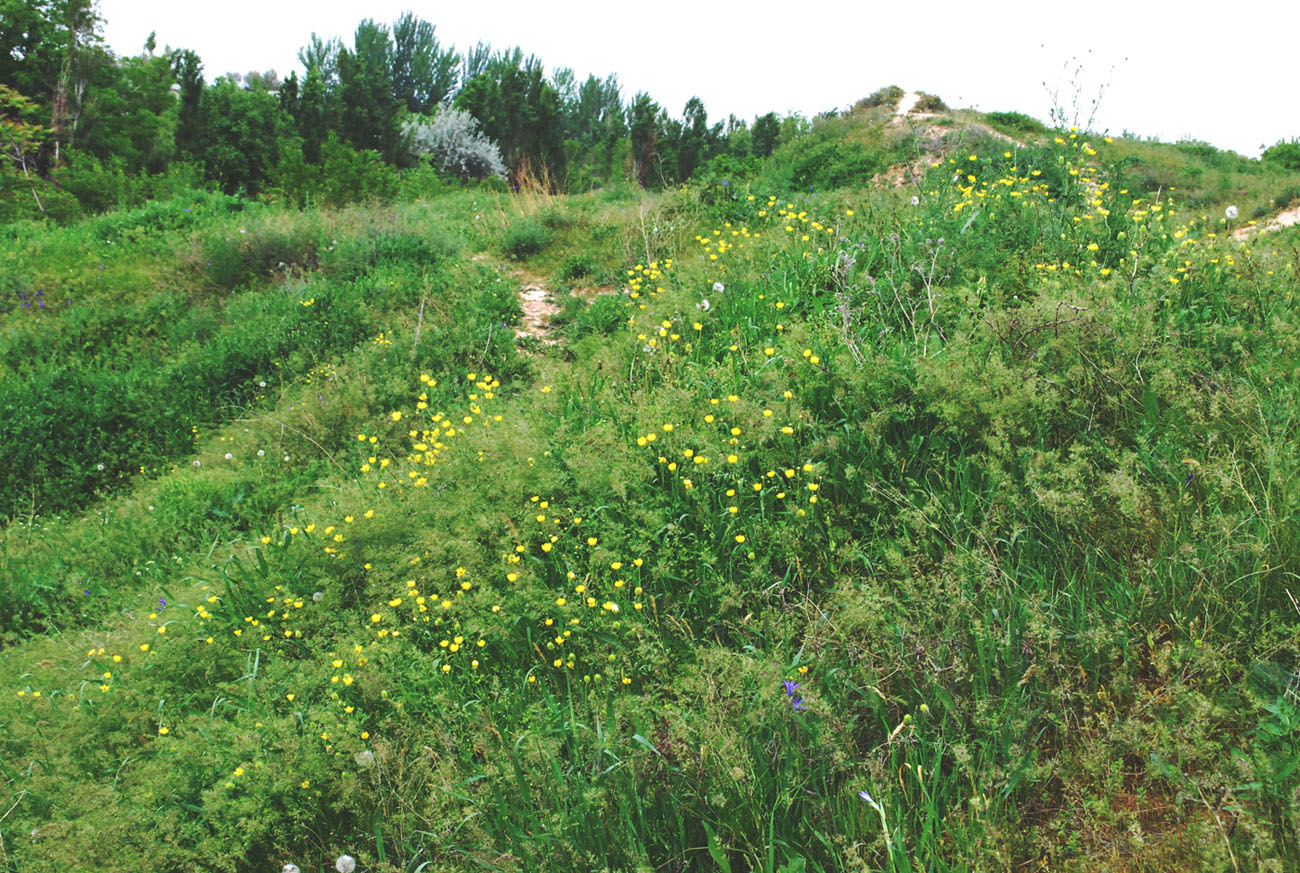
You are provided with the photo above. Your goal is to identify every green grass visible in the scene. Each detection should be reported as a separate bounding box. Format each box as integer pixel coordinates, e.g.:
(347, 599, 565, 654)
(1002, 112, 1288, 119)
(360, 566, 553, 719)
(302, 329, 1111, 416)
(0, 113, 1298, 873)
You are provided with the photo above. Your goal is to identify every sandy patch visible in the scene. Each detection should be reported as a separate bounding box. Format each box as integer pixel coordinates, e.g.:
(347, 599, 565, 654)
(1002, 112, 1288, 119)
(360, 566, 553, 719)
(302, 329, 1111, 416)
(569, 284, 616, 301)
(513, 271, 560, 345)
(1233, 203, 1300, 240)
(896, 91, 922, 116)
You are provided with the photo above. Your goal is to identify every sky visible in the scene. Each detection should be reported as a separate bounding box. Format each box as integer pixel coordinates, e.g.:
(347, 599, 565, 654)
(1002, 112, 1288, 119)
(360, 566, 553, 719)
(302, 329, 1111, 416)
(98, 0, 1300, 158)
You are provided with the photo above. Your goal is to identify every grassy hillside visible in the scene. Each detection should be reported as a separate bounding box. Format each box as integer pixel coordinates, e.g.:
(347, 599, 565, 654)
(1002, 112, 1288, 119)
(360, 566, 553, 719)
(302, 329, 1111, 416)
(2, 108, 1299, 873)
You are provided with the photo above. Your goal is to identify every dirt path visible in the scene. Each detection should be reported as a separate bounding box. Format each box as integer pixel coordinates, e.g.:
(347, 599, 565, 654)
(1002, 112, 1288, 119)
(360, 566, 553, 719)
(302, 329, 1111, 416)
(879, 91, 1025, 188)
(472, 255, 618, 346)
(896, 91, 922, 116)
(512, 269, 561, 345)
(1233, 203, 1300, 240)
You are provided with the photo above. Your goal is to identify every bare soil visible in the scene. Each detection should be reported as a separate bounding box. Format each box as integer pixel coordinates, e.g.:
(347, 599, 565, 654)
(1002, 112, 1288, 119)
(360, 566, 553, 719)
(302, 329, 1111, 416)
(1233, 203, 1300, 240)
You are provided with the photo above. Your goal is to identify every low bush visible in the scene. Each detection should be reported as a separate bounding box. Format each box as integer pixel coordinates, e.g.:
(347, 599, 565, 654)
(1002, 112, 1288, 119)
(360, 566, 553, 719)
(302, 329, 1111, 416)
(984, 110, 1048, 136)
(854, 85, 903, 111)
(201, 212, 323, 290)
(503, 217, 550, 257)
(1263, 139, 1300, 171)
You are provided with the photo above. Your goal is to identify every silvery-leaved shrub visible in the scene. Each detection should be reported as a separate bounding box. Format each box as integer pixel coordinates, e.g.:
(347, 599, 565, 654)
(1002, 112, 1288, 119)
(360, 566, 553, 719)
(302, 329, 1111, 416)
(405, 110, 507, 181)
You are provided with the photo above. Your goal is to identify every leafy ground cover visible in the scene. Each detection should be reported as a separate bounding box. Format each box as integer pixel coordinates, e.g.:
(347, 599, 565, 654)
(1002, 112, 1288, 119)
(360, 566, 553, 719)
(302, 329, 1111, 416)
(1, 113, 1298, 873)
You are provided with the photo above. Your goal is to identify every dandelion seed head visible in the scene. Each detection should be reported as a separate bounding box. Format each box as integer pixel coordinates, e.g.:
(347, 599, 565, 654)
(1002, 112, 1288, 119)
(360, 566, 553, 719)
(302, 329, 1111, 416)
(712, 281, 725, 293)
(1225, 205, 1239, 220)
(335, 856, 356, 873)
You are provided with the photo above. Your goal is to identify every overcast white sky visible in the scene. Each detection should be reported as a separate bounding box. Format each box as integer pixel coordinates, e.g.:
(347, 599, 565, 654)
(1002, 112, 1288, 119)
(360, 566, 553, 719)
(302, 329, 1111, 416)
(99, 0, 1300, 157)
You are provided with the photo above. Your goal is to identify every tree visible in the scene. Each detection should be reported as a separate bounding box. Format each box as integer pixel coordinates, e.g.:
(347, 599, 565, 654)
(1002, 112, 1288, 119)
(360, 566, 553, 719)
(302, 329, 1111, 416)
(751, 112, 780, 158)
(555, 71, 624, 190)
(0, 0, 60, 100)
(628, 92, 661, 188)
(192, 80, 284, 193)
(561, 72, 623, 144)
(297, 34, 341, 87)
(0, 83, 52, 215)
(391, 12, 458, 114)
(454, 50, 564, 188)
(243, 69, 281, 93)
(0, 0, 103, 159)
(293, 65, 332, 163)
(676, 96, 713, 181)
(48, 0, 101, 158)
(74, 39, 177, 175)
(337, 20, 400, 161)
(278, 70, 299, 115)
(461, 41, 493, 85)
(172, 48, 204, 160)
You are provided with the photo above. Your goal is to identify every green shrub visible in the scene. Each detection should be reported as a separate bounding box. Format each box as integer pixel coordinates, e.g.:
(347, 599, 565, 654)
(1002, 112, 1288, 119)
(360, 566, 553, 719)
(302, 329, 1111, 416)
(89, 190, 242, 243)
(538, 206, 575, 229)
(50, 151, 131, 214)
(565, 291, 625, 338)
(1263, 139, 1300, 171)
(321, 230, 462, 281)
(914, 91, 948, 112)
(201, 213, 322, 290)
(1175, 139, 1254, 173)
(273, 135, 400, 209)
(984, 110, 1048, 136)
(558, 253, 594, 281)
(853, 85, 903, 111)
(787, 139, 883, 190)
(503, 218, 550, 257)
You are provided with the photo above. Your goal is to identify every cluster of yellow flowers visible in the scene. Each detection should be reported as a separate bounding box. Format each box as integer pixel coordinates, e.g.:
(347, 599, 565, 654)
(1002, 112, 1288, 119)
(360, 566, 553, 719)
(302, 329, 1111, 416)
(625, 260, 672, 300)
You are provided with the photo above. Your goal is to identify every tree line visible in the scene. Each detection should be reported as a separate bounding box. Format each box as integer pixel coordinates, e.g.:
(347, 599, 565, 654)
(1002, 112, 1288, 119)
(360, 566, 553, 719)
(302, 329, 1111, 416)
(0, 1, 797, 218)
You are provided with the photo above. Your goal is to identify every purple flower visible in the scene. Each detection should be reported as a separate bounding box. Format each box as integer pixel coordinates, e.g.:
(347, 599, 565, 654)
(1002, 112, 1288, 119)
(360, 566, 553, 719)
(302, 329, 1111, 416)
(791, 697, 806, 712)
(782, 680, 800, 697)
